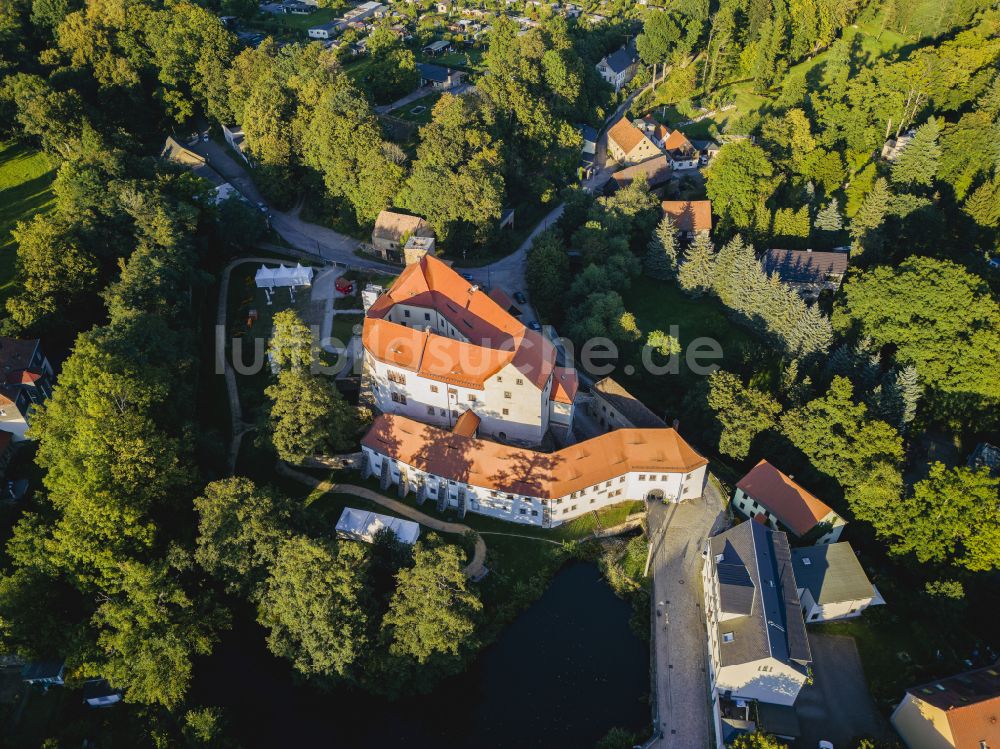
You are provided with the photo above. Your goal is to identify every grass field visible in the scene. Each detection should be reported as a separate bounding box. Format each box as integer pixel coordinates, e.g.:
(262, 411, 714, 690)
(618, 276, 773, 415)
(394, 92, 442, 125)
(251, 7, 338, 36)
(417, 48, 485, 72)
(0, 140, 57, 310)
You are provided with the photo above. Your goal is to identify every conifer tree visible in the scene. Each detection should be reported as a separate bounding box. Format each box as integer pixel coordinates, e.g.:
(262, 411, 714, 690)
(896, 364, 922, 429)
(849, 178, 891, 259)
(891, 118, 942, 187)
(814, 198, 843, 231)
(677, 231, 715, 297)
(645, 215, 679, 279)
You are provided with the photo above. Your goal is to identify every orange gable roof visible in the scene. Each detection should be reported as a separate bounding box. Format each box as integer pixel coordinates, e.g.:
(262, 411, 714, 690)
(736, 459, 835, 536)
(661, 200, 712, 234)
(551, 366, 578, 404)
(662, 129, 694, 153)
(364, 255, 555, 390)
(608, 117, 649, 156)
(452, 409, 481, 437)
(362, 414, 708, 498)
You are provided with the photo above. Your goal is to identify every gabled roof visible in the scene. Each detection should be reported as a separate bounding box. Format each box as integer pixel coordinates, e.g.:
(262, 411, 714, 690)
(363, 255, 555, 389)
(709, 521, 811, 669)
(905, 663, 1000, 749)
(452, 409, 481, 437)
(791, 542, 876, 605)
(362, 413, 707, 499)
(661, 200, 712, 234)
(762, 249, 849, 284)
(551, 366, 578, 404)
(593, 377, 666, 428)
(608, 117, 652, 156)
(662, 128, 696, 157)
(601, 43, 638, 74)
(736, 460, 835, 537)
(609, 156, 672, 192)
(373, 210, 432, 242)
(417, 62, 459, 83)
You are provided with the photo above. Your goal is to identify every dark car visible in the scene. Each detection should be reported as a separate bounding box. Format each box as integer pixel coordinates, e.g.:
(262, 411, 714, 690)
(528, 320, 541, 331)
(513, 291, 527, 304)
(461, 273, 474, 282)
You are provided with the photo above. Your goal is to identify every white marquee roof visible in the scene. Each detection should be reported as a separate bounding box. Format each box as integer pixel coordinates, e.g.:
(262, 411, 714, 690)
(255, 263, 314, 288)
(335, 507, 420, 545)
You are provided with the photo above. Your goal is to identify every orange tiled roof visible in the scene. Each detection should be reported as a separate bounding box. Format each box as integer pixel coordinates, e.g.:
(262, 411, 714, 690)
(736, 459, 834, 537)
(608, 117, 649, 156)
(906, 663, 1000, 749)
(661, 200, 712, 234)
(452, 409, 481, 437)
(364, 255, 555, 389)
(662, 129, 694, 153)
(362, 413, 708, 498)
(551, 366, 578, 404)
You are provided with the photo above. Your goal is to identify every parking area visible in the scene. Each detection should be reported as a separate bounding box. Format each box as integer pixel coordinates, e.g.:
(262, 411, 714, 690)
(794, 633, 893, 747)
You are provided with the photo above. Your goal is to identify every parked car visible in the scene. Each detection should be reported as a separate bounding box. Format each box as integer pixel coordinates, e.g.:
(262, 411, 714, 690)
(528, 320, 541, 331)
(513, 291, 527, 304)
(461, 273, 474, 282)
(335, 277, 354, 294)
(257, 202, 268, 214)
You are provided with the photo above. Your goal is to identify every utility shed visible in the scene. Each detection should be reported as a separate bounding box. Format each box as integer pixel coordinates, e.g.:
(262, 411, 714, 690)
(335, 507, 420, 545)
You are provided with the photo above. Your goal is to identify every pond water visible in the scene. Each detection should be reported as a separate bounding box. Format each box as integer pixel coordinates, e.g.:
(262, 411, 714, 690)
(193, 562, 650, 748)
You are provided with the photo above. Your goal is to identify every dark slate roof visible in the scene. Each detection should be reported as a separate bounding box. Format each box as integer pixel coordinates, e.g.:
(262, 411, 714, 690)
(578, 124, 598, 143)
(969, 442, 1000, 476)
(592, 377, 666, 428)
(757, 701, 802, 738)
(83, 679, 120, 700)
(906, 663, 1000, 711)
(603, 42, 638, 74)
(791, 542, 875, 605)
(717, 552, 756, 616)
(417, 62, 453, 83)
(709, 521, 811, 669)
(21, 660, 64, 680)
(762, 249, 849, 284)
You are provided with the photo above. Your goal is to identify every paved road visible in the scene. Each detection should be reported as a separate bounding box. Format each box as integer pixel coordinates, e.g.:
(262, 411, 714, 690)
(186, 137, 391, 270)
(647, 479, 728, 749)
(374, 84, 435, 114)
(277, 463, 487, 579)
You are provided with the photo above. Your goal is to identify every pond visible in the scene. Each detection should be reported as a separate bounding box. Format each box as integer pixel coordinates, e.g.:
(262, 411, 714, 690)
(193, 562, 650, 748)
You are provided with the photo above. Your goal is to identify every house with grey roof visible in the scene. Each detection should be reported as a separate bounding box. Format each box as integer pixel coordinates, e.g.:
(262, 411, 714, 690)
(791, 542, 884, 623)
(596, 42, 639, 92)
(417, 62, 465, 90)
(762, 248, 849, 301)
(703, 519, 812, 745)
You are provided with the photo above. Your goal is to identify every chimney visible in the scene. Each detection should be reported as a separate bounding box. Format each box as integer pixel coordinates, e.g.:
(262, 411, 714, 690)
(672, 418, 680, 430)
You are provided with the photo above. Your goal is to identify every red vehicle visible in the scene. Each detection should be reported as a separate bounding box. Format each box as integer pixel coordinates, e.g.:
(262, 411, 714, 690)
(335, 277, 354, 294)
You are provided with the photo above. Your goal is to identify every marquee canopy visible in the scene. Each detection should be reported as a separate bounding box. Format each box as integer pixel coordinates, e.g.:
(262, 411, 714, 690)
(254, 263, 314, 289)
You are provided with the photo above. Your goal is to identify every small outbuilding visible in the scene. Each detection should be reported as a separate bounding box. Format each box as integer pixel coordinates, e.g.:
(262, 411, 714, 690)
(22, 660, 65, 687)
(83, 679, 123, 707)
(335, 507, 420, 545)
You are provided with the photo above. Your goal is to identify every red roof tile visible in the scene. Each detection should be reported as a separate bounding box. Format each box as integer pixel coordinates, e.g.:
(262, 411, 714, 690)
(736, 459, 835, 537)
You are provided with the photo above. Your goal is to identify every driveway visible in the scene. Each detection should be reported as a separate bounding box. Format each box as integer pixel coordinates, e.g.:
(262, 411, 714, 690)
(186, 136, 390, 270)
(375, 85, 434, 115)
(647, 479, 728, 749)
(793, 633, 893, 748)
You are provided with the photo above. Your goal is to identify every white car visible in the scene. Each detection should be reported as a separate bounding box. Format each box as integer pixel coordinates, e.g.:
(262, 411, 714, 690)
(819, 742, 834, 749)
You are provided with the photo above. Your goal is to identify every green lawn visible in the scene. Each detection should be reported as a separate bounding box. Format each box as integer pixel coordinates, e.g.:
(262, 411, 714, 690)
(619, 275, 776, 417)
(417, 48, 485, 72)
(330, 313, 362, 344)
(251, 7, 339, 35)
(395, 92, 442, 125)
(782, 23, 906, 91)
(0, 140, 57, 309)
(646, 81, 768, 139)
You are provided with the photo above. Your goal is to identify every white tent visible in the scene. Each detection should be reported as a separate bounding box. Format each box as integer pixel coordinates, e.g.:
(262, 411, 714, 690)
(254, 263, 314, 289)
(335, 507, 420, 545)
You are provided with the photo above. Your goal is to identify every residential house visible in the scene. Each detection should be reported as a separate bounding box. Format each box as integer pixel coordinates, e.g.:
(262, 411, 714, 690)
(370, 210, 434, 262)
(661, 200, 712, 239)
(160, 137, 225, 186)
(578, 124, 598, 179)
(762, 249, 849, 301)
(968, 442, 1000, 477)
(307, 20, 339, 38)
(607, 155, 672, 193)
(417, 62, 466, 90)
(791, 543, 884, 623)
(692, 138, 722, 165)
(222, 124, 249, 164)
(703, 519, 812, 734)
(361, 254, 575, 444)
(423, 39, 453, 55)
(589, 376, 666, 430)
(607, 117, 661, 165)
(891, 663, 1000, 749)
(596, 42, 639, 92)
(733, 459, 846, 544)
(661, 128, 700, 169)
(361, 412, 707, 526)
(0, 337, 54, 441)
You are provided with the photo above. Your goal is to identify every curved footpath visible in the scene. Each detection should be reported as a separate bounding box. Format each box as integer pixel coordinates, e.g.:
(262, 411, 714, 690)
(277, 462, 488, 579)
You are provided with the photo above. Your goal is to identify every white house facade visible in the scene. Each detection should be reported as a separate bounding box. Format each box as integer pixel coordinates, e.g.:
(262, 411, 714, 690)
(360, 413, 708, 527)
(703, 521, 811, 747)
(791, 543, 884, 623)
(362, 254, 574, 446)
